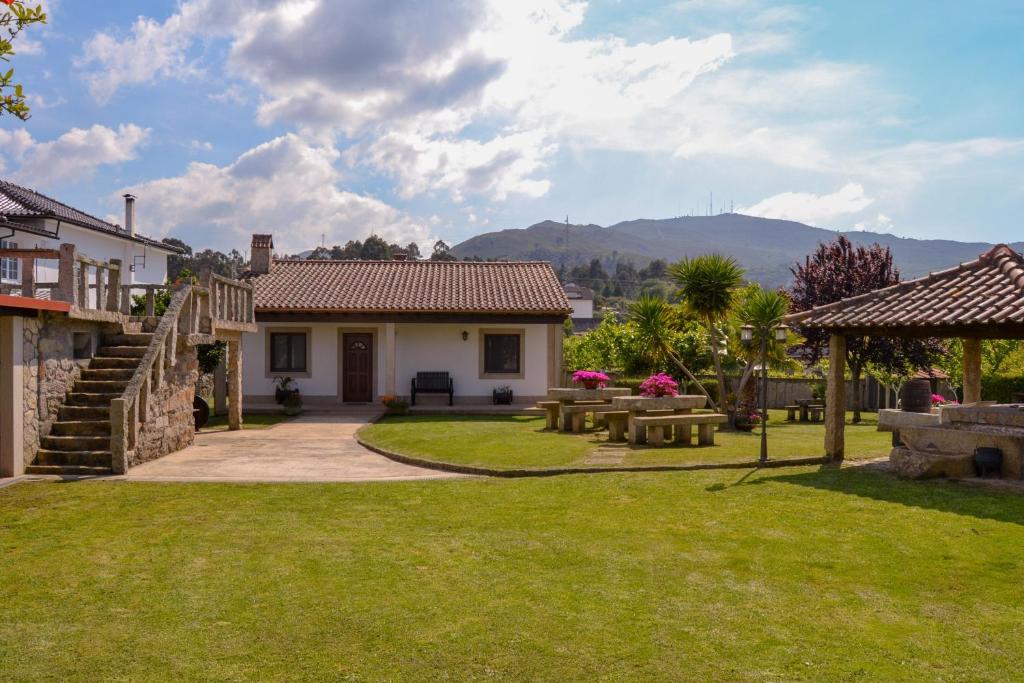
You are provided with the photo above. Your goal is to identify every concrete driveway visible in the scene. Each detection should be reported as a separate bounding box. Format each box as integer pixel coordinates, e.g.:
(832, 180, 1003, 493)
(123, 412, 462, 483)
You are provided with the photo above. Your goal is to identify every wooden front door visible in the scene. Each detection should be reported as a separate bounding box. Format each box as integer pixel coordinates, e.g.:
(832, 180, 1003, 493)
(342, 333, 373, 403)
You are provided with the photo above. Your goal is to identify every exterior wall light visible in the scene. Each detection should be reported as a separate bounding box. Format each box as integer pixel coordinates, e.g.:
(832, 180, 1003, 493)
(461, 330, 469, 341)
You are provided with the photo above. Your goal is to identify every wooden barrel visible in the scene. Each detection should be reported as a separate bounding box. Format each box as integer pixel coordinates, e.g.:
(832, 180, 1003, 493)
(900, 378, 932, 413)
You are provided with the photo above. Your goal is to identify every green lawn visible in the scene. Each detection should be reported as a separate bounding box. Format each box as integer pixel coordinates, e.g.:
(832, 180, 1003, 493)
(2, 468, 1023, 680)
(200, 412, 291, 433)
(359, 410, 891, 470)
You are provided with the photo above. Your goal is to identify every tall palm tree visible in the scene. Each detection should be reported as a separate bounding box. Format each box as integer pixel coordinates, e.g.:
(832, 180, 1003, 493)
(670, 254, 745, 404)
(629, 295, 717, 409)
(733, 287, 793, 403)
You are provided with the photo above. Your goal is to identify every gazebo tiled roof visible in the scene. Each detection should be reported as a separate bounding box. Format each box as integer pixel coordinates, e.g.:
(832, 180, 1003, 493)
(785, 244, 1024, 336)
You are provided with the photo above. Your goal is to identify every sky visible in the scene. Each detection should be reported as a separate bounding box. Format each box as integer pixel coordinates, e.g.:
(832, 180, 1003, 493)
(2, 0, 1023, 255)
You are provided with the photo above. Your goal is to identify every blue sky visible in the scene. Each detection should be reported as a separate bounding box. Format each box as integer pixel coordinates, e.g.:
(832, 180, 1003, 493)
(2, 0, 1023, 254)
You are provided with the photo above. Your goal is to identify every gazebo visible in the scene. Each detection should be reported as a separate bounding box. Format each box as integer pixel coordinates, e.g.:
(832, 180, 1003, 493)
(784, 244, 1024, 461)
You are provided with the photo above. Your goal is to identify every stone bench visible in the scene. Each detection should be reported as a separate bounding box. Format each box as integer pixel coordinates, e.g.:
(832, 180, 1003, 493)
(809, 406, 824, 422)
(559, 403, 620, 433)
(785, 405, 800, 421)
(632, 413, 728, 446)
(603, 411, 630, 442)
(534, 401, 561, 430)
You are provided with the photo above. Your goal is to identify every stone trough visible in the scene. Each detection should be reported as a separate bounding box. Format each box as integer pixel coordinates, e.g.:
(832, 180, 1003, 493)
(878, 404, 1024, 479)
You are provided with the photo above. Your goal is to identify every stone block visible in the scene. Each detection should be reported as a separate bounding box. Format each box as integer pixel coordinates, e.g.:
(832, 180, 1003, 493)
(890, 447, 975, 479)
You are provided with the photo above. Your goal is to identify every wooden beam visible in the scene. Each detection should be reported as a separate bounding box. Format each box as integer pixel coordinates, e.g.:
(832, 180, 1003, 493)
(963, 337, 982, 404)
(824, 334, 847, 462)
(0, 248, 60, 260)
(803, 323, 1024, 340)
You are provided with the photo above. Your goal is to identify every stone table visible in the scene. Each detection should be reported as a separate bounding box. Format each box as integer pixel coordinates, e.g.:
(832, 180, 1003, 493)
(546, 387, 632, 433)
(611, 395, 708, 444)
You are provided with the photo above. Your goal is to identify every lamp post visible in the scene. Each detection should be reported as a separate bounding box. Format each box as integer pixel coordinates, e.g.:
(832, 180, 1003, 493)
(741, 322, 790, 464)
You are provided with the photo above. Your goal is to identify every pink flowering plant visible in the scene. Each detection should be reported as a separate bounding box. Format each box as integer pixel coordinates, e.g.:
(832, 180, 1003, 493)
(572, 370, 610, 388)
(639, 373, 679, 398)
(931, 393, 959, 407)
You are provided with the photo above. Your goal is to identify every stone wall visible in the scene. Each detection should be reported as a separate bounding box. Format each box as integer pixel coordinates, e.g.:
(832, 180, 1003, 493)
(21, 314, 112, 467)
(130, 342, 199, 467)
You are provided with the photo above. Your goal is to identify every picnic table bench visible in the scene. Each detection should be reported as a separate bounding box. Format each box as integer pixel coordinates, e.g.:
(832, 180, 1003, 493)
(632, 413, 728, 446)
(787, 399, 824, 422)
(411, 371, 453, 406)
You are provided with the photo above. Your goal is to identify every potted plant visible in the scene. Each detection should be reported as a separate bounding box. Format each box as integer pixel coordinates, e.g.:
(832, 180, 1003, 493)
(734, 409, 763, 432)
(282, 391, 303, 416)
(639, 373, 679, 398)
(381, 395, 409, 415)
(572, 370, 610, 390)
(492, 385, 514, 405)
(275, 376, 297, 404)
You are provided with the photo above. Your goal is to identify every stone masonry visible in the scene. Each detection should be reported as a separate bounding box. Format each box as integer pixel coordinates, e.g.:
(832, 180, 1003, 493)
(131, 341, 199, 467)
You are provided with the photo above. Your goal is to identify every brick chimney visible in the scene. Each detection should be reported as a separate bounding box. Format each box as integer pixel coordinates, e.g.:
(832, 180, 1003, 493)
(251, 234, 274, 275)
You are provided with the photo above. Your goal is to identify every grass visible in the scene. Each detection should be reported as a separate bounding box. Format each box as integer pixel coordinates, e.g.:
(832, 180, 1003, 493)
(359, 409, 891, 470)
(200, 412, 291, 433)
(2, 468, 1024, 680)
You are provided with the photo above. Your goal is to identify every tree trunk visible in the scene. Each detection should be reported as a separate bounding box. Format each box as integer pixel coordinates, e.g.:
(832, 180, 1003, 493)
(666, 348, 719, 411)
(851, 363, 862, 424)
(708, 319, 729, 407)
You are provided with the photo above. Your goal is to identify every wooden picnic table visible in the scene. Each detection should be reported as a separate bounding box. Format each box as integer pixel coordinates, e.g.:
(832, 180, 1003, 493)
(610, 395, 709, 445)
(544, 387, 632, 432)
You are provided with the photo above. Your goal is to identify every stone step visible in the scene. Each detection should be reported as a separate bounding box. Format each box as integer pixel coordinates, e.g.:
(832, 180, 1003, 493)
(40, 435, 111, 452)
(89, 356, 140, 370)
(103, 333, 154, 347)
(65, 392, 122, 407)
(96, 345, 147, 359)
(33, 448, 112, 467)
(50, 420, 111, 436)
(58, 405, 110, 421)
(25, 463, 112, 476)
(74, 380, 129, 394)
(81, 368, 136, 381)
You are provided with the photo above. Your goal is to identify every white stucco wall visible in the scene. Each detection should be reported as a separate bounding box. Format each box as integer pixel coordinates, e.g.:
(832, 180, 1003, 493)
(242, 321, 553, 404)
(5, 219, 170, 287)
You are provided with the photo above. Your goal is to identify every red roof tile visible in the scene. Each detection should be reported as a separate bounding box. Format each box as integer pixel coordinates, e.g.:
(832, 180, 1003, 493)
(786, 244, 1024, 331)
(251, 259, 572, 315)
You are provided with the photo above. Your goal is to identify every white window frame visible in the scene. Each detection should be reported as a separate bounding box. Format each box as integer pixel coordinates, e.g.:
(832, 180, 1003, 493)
(0, 240, 18, 284)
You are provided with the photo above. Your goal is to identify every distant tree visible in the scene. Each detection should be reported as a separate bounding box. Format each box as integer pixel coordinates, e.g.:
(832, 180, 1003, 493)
(360, 235, 391, 260)
(1, 2, 47, 120)
(161, 238, 247, 280)
(430, 240, 456, 261)
(404, 242, 422, 260)
(308, 246, 332, 260)
(789, 236, 943, 422)
(639, 259, 668, 280)
(670, 254, 745, 402)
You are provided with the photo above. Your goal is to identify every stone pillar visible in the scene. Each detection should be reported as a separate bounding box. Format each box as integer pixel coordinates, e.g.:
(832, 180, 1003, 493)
(962, 337, 982, 404)
(0, 316, 24, 477)
(213, 358, 227, 416)
(384, 323, 396, 396)
(824, 333, 847, 462)
(227, 339, 242, 430)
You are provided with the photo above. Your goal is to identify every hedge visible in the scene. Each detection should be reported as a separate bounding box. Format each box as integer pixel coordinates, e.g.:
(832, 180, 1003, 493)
(980, 376, 1024, 403)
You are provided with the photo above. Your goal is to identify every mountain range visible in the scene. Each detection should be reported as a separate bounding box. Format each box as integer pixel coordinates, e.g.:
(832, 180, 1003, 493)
(451, 214, 1012, 287)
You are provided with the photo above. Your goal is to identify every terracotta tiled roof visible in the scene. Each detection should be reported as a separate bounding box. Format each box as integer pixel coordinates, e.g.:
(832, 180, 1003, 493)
(786, 244, 1024, 330)
(0, 179, 182, 252)
(0, 215, 58, 239)
(252, 259, 572, 315)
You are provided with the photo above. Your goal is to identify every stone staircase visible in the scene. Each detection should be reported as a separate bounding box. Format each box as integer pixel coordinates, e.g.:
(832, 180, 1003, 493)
(25, 329, 152, 476)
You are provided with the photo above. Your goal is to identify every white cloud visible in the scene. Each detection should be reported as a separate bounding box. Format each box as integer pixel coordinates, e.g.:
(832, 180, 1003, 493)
(853, 213, 894, 233)
(739, 182, 874, 226)
(117, 134, 434, 254)
(189, 139, 213, 151)
(1, 124, 149, 186)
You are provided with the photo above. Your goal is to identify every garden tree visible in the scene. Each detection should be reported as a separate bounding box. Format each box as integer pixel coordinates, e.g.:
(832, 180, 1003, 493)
(430, 240, 456, 261)
(561, 310, 710, 381)
(629, 295, 717, 408)
(670, 254, 745, 403)
(936, 338, 1024, 397)
(729, 286, 798, 418)
(789, 235, 943, 422)
(0, 2, 46, 120)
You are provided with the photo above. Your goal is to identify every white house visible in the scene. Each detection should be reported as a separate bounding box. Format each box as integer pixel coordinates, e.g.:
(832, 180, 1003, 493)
(242, 234, 571, 406)
(563, 283, 594, 319)
(0, 179, 179, 291)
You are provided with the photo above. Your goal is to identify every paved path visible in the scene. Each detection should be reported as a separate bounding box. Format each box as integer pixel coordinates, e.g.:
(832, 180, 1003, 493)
(123, 412, 463, 483)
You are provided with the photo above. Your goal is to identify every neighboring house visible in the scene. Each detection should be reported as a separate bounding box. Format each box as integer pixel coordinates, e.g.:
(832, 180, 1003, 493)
(0, 179, 180, 290)
(563, 282, 594, 318)
(563, 282, 601, 333)
(243, 234, 571, 406)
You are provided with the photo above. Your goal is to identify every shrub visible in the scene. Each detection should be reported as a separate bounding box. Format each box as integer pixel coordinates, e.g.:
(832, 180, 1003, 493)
(639, 373, 679, 397)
